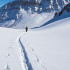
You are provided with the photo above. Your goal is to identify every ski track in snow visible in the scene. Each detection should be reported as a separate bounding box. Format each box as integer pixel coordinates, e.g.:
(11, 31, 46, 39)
(26, 43, 47, 70)
(17, 32, 33, 70)
(4, 64, 11, 70)
(17, 32, 47, 70)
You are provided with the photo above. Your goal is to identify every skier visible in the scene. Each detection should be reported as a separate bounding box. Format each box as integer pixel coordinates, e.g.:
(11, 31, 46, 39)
(25, 27, 28, 32)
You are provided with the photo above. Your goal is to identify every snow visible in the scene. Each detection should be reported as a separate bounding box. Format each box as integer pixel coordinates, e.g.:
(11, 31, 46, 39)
(0, 1, 70, 70)
(12, 12, 54, 29)
(0, 0, 70, 24)
(0, 17, 69, 70)
(19, 17, 70, 70)
(0, 28, 25, 70)
(0, 5, 54, 28)
(0, 9, 70, 70)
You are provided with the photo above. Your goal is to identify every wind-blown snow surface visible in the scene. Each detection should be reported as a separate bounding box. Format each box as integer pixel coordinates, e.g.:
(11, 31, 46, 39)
(0, 12, 70, 70)
(12, 12, 54, 29)
(0, 28, 25, 70)
(0, 7, 54, 28)
(20, 17, 70, 70)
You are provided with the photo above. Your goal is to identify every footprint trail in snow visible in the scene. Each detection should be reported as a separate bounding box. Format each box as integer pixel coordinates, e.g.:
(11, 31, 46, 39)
(17, 32, 47, 70)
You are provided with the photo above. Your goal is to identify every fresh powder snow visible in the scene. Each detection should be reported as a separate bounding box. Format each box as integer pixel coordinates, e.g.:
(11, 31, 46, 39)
(0, 0, 70, 70)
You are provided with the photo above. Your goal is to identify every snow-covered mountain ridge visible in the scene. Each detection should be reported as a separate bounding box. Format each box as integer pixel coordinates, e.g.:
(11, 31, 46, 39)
(0, 0, 70, 28)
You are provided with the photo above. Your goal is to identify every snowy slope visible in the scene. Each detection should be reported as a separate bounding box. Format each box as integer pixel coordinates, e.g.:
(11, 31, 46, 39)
(0, 0, 70, 28)
(0, 0, 70, 70)
(0, 28, 25, 70)
(0, 1, 54, 28)
(20, 17, 70, 70)
(0, 5, 54, 28)
(0, 17, 70, 70)
(33, 2, 70, 28)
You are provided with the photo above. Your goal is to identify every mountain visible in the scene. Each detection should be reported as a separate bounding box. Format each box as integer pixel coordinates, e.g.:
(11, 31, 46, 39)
(31, 2, 70, 28)
(0, 9, 70, 70)
(41, 3, 70, 28)
(0, 0, 70, 28)
(0, 1, 70, 70)
(58, 2, 70, 16)
(53, 3, 70, 21)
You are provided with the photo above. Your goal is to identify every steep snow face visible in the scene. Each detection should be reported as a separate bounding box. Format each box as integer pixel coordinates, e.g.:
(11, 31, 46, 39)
(0, 1, 54, 28)
(54, 3, 70, 18)
(15, 0, 70, 10)
(39, 0, 70, 11)
(60, 3, 70, 13)
(26, 2, 70, 29)
(38, 3, 70, 28)
(0, 0, 70, 28)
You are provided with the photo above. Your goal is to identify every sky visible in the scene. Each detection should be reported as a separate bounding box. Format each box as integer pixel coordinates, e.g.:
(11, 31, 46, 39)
(0, 0, 14, 7)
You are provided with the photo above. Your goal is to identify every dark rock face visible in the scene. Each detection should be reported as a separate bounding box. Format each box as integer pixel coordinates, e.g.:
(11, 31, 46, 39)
(54, 3, 70, 17)
(59, 3, 70, 16)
